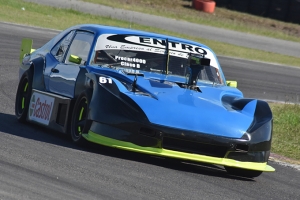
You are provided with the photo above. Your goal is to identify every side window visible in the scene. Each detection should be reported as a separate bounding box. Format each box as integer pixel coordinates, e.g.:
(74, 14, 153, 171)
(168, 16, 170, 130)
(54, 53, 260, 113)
(65, 32, 94, 65)
(51, 30, 75, 62)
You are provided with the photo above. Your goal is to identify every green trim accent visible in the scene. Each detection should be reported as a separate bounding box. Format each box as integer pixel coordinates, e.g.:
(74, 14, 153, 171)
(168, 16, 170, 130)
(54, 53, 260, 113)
(79, 107, 84, 120)
(226, 80, 238, 88)
(21, 82, 28, 109)
(77, 106, 85, 134)
(83, 131, 275, 172)
(20, 38, 33, 63)
(22, 97, 25, 109)
(24, 82, 28, 92)
(68, 54, 82, 64)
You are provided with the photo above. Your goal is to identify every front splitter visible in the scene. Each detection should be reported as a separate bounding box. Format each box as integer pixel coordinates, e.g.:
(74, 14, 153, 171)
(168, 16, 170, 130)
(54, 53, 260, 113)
(83, 131, 275, 172)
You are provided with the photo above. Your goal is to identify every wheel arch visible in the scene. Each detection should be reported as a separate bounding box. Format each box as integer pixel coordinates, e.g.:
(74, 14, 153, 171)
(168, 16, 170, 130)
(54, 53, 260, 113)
(67, 68, 94, 135)
(74, 67, 93, 99)
(22, 56, 46, 91)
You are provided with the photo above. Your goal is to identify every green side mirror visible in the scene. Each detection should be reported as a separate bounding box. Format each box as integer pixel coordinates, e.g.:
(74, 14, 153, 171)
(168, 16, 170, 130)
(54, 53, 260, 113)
(226, 81, 237, 88)
(20, 38, 33, 63)
(69, 55, 82, 64)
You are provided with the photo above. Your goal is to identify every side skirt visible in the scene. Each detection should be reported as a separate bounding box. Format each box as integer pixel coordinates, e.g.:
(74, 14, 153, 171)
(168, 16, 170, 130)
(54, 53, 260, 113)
(27, 89, 72, 133)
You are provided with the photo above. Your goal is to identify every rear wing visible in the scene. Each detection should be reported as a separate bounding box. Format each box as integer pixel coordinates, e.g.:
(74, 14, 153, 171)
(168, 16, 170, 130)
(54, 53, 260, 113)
(19, 38, 35, 63)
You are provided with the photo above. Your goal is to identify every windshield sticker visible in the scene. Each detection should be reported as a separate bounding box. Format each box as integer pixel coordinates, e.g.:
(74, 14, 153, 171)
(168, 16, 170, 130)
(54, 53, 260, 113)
(115, 56, 146, 64)
(121, 62, 140, 68)
(95, 34, 219, 69)
(96, 34, 207, 55)
(115, 56, 146, 68)
(106, 34, 207, 55)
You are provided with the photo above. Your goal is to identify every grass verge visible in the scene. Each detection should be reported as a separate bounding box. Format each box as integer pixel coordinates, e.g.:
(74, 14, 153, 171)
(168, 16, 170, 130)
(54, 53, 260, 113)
(2, 0, 300, 67)
(270, 103, 300, 161)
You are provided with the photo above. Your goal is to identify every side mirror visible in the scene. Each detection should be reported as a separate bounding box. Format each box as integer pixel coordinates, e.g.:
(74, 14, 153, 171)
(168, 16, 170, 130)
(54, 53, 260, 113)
(226, 80, 237, 88)
(69, 55, 82, 64)
(20, 38, 34, 63)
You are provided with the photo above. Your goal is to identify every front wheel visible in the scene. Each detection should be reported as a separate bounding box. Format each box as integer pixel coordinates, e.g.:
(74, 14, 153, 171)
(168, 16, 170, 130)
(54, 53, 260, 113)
(15, 70, 33, 122)
(70, 90, 92, 145)
(225, 166, 263, 178)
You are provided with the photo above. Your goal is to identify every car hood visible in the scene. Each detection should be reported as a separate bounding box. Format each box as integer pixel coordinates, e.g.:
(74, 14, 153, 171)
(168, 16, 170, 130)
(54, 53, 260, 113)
(122, 77, 254, 139)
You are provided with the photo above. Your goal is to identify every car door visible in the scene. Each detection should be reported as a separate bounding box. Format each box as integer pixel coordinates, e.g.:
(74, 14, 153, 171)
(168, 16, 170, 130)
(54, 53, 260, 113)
(48, 31, 94, 98)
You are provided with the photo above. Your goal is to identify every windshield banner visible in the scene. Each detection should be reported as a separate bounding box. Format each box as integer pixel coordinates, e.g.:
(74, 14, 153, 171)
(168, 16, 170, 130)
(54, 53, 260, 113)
(95, 34, 218, 69)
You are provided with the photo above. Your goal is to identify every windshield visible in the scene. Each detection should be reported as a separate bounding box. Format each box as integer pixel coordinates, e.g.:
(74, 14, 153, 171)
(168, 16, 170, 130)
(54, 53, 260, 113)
(91, 34, 223, 84)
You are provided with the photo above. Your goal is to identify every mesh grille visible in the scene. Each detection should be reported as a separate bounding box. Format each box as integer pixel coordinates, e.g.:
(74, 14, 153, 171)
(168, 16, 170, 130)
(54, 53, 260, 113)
(163, 137, 228, 158)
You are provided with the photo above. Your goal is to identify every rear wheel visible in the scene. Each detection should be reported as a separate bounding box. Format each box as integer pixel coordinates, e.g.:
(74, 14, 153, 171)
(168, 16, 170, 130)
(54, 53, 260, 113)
(225, 166, 263, 178)
(70, 90, 92, 145)
(15, 70, 33, 122)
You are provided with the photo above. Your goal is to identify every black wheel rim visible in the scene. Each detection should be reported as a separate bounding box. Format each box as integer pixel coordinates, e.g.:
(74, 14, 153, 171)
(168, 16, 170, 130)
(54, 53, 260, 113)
(17, 77, 29, 116)
(73, 97, 88, 140)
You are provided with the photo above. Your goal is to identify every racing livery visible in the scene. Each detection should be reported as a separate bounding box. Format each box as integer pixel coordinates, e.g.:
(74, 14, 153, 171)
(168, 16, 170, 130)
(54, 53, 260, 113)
(15, 24, 275, 178)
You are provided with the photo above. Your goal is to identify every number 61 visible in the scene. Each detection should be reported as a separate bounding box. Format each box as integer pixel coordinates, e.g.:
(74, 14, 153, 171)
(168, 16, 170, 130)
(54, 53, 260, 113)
(99, 77, 112, 84)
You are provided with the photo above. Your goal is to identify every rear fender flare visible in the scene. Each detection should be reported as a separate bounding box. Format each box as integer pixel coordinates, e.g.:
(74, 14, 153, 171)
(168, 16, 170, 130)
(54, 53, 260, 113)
(23, 57, 46, 91)
(32, 57, 46, 91)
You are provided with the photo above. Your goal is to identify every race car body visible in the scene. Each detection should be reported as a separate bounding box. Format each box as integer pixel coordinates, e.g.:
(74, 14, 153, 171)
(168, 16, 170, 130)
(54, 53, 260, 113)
(16, 24, 275, 178)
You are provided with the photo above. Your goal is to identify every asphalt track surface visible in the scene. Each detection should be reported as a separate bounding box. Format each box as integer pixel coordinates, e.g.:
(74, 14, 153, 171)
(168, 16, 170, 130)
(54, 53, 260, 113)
(1, 23, 300, 200)
(24, 0, 300, 58)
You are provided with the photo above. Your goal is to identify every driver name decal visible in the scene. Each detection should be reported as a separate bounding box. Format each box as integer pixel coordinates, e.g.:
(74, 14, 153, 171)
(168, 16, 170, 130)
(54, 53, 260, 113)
(29, 92, 54, 125)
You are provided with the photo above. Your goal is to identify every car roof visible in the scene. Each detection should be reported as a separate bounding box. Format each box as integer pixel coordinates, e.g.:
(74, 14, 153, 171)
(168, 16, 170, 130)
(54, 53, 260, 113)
(69, 24, 212, 52)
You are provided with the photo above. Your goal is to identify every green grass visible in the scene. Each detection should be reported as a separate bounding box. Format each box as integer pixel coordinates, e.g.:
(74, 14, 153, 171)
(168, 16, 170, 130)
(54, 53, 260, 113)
(1, 0, 300, 161)
(84, 0, 300, 43)
(270, 103, 300, 161)
(1, 0, 300, 67)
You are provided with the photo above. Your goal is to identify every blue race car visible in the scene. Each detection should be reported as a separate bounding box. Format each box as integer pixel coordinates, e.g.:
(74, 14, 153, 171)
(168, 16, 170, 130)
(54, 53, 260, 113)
(16, 24, 274, 178)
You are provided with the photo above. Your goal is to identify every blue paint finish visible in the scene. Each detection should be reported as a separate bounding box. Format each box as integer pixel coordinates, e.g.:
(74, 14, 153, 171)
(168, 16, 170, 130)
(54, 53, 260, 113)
(87, 64, 249, 138)
(125, 82, 251, 138)
(22, 24, 254, 138)
(88, 65, 250, 138)
(44, 54, 60, 91)
(241, 99, 257, 116)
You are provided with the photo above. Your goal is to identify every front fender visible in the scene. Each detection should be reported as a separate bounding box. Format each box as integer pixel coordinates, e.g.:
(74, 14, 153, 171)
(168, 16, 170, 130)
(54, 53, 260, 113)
(85, 73, 149, 125)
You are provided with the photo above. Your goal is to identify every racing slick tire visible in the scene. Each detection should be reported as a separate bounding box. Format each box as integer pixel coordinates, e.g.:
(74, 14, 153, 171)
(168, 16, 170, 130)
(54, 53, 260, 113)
(70, 89, 92, 145)
(15, 70, 33, 122)
(225, 166, 263, 178)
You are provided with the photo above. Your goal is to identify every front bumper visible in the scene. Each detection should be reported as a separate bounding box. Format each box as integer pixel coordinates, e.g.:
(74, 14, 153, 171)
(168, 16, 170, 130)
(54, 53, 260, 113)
(82, 121, 275, 172)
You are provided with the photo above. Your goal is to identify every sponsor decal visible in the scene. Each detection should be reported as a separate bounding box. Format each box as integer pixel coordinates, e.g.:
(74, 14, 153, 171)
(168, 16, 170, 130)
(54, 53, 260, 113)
(28, 92, 54, 125)
(95, 34, 219, 69)
(114, 56, 146, 68)
(107, 35, 207, 55)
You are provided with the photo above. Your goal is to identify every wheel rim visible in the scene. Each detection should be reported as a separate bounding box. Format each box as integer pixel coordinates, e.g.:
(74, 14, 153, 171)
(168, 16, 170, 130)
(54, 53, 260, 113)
(73, 97, 88, 140)
(17, 78, 29, 115)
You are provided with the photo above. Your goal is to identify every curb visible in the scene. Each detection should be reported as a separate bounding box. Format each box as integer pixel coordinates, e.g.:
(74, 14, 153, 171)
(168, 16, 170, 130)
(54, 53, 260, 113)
(269, 153, 300, 171)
